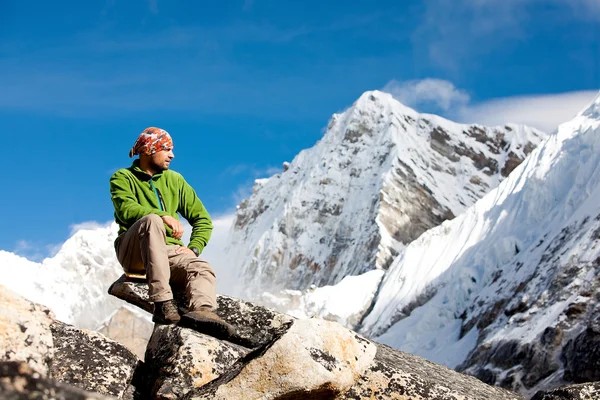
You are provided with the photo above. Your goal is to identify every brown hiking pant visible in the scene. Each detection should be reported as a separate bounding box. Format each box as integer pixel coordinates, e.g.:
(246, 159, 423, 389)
(115, 214, 216, 310)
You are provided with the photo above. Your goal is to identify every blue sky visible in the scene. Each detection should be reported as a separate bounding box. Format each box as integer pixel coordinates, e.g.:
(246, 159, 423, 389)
(1, 0, 599, 259)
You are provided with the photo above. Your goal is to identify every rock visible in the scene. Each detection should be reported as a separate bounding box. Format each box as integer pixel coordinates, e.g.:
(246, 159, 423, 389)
(1, 285, 139, 399)
(108, 275, 296, 348)
(107, 276, 527, 399)
(49, 321, 140, 399)
(340, 342, 523, 400)
(193, 318, 378, 400)
(562, 328, 600, 383)
(0, 285, 55, 376)
(145, 325, 251, 399)
(531, 381, 600, 399)
(0, 360, 116, 399)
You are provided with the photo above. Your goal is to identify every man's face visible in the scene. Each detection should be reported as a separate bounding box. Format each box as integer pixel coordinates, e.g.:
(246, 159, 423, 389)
(150, 149, 174, 172)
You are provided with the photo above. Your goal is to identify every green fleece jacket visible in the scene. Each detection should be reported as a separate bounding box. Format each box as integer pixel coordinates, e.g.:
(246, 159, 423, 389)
(109, 160, 212, 253)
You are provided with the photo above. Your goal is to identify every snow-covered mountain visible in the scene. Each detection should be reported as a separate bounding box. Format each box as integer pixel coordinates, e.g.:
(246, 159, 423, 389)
(354, 92, 600, 395)
(0, 224, 123, 329)
(226, 90, 545, 299)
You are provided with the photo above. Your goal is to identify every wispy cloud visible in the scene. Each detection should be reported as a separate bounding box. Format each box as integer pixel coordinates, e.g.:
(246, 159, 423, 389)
(384, 78, 598, 133)
(383, 79, 470, 112)
(459, 90, 599, 133)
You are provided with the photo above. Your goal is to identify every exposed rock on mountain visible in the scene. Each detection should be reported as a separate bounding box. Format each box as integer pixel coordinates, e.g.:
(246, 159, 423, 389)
(97, 306, 153, 360)
(226, 90, 545, 300)
(530, 381, 600, 400)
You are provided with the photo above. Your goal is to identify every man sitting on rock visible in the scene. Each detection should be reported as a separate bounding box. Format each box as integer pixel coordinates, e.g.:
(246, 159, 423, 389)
(109, 127, 234, 337)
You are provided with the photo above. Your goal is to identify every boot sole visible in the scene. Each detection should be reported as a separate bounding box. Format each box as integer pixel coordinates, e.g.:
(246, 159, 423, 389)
(179, 313, 236, 340)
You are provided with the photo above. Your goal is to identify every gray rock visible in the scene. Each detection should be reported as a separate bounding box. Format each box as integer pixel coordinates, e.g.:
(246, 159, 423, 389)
(193, 318, 379, 400)
(531, 381, 600, 400)
(340, 342, 523, 400)
(0, 361, 115, 399)
(145, 325, 251, 399)
(562, 328, 600, 383)
(0, 285, 55, 376)
(1, 285, 139, 399)
(49, 321, 139, 399)
(108, 275, 295, 348)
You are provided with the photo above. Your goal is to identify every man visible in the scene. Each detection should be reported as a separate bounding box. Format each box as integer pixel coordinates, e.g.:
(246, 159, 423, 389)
(110, 127, 233, 336)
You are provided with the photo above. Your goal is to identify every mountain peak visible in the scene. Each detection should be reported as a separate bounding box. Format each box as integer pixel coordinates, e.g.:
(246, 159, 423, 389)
(352, 90, 417, 116)
(225, 90, 546, 298)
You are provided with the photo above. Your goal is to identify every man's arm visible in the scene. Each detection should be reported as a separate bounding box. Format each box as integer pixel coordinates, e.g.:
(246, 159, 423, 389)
(110, 171, 169, 226)
(178, 176, 213, 254)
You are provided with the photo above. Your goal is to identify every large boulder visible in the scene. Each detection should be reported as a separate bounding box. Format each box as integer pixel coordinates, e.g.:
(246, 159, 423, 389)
(50, 321, 140, 398)
(145, 325, 251, 399)
(0, 285, 55, 375)
(0, 285, 139, 399)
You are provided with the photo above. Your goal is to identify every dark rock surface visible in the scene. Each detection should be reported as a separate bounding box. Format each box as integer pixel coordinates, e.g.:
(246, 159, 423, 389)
(0, 361, 115, 400)
(340, 342, 523, 400)
(108, 275, 296, 349)
(562, 327, 600, 383)
(50, 321, 139, 399)
(531, 381, 600, 400)
(145, 325, 251, 399)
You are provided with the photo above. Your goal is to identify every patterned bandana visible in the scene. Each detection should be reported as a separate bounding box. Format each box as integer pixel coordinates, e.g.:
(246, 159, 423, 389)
(129, 127, 174, 158)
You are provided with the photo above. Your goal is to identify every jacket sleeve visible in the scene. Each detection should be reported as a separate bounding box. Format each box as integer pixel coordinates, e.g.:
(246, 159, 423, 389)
(178, 175, 213, 254)
(110, 171, 169, 226)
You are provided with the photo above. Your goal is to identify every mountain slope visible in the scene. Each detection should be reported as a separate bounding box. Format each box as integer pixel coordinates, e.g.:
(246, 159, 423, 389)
(0, 224, 123, 329)
(226, 90, 545, 299)
(359, 92, 600, 395)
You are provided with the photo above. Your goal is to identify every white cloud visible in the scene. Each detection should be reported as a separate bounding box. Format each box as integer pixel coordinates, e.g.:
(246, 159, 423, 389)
(459, 90, 599, 133)
(383, 79, 471, 112)
(384, 78, 598, 133)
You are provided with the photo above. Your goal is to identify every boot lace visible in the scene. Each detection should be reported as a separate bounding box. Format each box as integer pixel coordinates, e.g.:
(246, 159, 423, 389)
(164, 300, 179, 315)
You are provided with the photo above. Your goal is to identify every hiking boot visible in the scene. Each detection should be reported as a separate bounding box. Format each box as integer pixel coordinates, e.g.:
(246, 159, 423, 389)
(181, 307, 236, 340)
(153, 299, 181, 324)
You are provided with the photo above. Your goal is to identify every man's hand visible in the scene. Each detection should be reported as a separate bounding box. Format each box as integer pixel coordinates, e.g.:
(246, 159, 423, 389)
(161, 215, 184, 239)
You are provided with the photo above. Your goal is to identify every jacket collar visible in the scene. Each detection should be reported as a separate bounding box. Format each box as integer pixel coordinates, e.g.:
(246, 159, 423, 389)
(130, 159, 164, 181)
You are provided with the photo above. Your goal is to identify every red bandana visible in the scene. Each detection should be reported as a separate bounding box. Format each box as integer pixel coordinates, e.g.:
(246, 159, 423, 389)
(129, 127, 174, 158)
